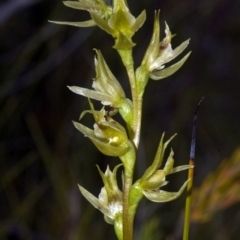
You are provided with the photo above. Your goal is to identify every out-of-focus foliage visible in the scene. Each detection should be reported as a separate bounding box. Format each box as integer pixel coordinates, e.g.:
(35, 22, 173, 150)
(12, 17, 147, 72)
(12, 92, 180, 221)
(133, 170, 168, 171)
(1, 0, 240, 239)
(191, 147, 240, 222)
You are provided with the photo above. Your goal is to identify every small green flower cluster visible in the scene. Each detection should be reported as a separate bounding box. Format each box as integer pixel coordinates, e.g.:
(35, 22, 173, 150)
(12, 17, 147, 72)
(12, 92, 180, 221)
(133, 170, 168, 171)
(51, 1, 192, 239)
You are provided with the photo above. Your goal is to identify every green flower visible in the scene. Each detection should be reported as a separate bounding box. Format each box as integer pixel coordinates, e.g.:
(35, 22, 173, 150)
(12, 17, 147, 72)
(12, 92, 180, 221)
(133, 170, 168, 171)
(139, 133, 192, 202)
(68, 49, 133, 125)
(69, 49, 125, 106)
(142, 11, 191, 80)
(49, 0, 113, 27)
(73, 100, 129, 157)
(131, 133, 192, 204)
(78, 165, 123, 239)
(50, 0, 146, 49)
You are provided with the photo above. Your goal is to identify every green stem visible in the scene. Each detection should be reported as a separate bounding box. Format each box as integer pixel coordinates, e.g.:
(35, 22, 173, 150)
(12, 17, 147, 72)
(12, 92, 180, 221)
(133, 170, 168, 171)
(123, 175, 133, 240)
(120, 142, 136, 240)
(183, 159, 194, 240)
(117, 49, 142, 148)
(117, 48, 144, 240)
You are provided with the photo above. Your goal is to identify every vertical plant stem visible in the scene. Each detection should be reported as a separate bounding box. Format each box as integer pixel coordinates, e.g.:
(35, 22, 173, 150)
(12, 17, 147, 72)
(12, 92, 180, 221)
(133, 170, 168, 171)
(123, 175, 133, 240)
(183, 159, 194, 240)
(117, 49, 143, 148)
(183, 97, 204, 240)
(121, 144, 136, 240)
(118, 48, 142, 240)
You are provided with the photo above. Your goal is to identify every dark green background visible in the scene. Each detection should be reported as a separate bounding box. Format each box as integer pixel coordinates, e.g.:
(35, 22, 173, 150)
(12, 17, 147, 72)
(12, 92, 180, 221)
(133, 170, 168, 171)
(1, 0, 240, 239)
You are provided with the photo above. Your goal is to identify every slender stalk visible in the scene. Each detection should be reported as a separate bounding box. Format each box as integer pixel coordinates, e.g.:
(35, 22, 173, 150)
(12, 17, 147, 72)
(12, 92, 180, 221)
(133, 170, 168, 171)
(120, 143, 136, 240)
(117, 49, 143, 148)
(117, 49, 143, 240)
(183, 159, 194, 240)
(123, 176, 133, 240)
(183, 97, 204, 240)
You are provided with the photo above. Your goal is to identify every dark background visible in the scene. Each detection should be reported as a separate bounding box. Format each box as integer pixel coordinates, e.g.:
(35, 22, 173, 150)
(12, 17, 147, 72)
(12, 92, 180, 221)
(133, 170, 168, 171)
(1, 0, 240, 239)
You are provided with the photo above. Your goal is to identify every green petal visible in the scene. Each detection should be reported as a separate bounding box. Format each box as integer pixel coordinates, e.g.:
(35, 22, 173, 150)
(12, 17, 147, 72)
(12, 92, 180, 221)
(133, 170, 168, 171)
(141, 11, 160, 67)
(91, 13, 116, 36)
(141, 133, 176, 182)
(73, 121, 129, 157)
(89, 136, 129, 156)
(143, 179, 190, 202)
(49, 20, 96, 27)
(150, 52, 191, 80)
(169, 165, 194, 174)
(68, 86, 115, 105)
(152, 39, 190, 68)
(163, 149, 174, 175)
(94, 50, 125, 99)
(131, 10, 146, 33)
(97, 164, 122, 199)
(108, 9, 135, 37)
(73, 121, 95, 137)
(63, 1, 104, 13)
(78, 184, 112, 217)
(164, 39, 190, 64)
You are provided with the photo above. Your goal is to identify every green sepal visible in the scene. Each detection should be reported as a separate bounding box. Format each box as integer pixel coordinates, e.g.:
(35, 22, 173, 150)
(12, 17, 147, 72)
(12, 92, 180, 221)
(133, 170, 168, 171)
(142, 179, 190, 202)
(68, 86, 115, 105)
(141, 10, 160, 67)
(108, 9, 135, 37)
(131, 10, 146, 33)
(48, 20, 96, 27)
(63, 1, 105, 12)
(150, 52, 191, 80)
(96, 164, 123, 200)
(113, 32, 135, 50)
(73, 121, 129, 157)
(91, 12, 116, 36)
(140, 133, 177, 182)
(150, 39, 190, 70)
(94, 49, 125, 101)
(163, 148, 174, 175)
(78, 184, 111, 216)
(140, 170, 166, 190)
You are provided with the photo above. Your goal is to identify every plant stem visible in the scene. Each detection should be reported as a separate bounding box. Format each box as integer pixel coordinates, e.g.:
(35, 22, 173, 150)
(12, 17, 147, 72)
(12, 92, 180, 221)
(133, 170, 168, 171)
(183, 159, 194, 240)
(123, 175, 133, 240)
(117, 49, 142, 148)
(120, 143, 136, 240)
(118, 49, 143, 240)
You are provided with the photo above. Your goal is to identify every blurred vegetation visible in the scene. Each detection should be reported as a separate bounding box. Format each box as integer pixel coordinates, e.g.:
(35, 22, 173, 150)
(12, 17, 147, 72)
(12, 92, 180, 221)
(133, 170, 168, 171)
(0, 0, 240, 239)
